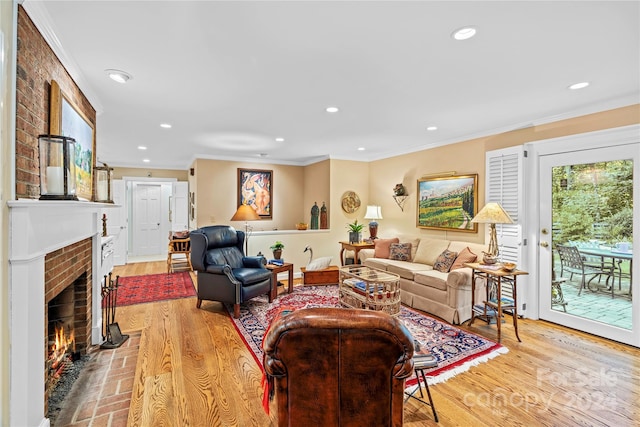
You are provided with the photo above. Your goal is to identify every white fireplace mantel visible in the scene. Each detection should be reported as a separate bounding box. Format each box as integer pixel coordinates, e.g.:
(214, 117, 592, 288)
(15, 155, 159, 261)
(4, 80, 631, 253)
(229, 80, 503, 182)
(8, 199, 115, 427)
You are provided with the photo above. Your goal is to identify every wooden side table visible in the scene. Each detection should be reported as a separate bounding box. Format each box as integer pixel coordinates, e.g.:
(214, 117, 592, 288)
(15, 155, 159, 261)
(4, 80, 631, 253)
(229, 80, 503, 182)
(339, 241, 375, 266)
(465, 262, 528, 342)
(266, 263, 294, 300)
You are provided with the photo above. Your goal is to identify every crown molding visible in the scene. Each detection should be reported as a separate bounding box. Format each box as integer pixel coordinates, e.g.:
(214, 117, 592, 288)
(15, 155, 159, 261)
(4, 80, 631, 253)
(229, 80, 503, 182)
(22, 0, 103, 114)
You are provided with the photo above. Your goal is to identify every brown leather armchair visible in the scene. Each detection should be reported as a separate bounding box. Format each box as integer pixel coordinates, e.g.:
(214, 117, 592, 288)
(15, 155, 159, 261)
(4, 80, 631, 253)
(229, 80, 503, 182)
(263, 307, 414, 427)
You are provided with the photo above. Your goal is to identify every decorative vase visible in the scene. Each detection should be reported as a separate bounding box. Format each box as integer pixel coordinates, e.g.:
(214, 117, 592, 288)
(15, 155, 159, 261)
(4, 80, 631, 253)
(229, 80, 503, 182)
(482, 253, 498, 265)
(348, 232, 361, 244)
(273, 249, 282, 260)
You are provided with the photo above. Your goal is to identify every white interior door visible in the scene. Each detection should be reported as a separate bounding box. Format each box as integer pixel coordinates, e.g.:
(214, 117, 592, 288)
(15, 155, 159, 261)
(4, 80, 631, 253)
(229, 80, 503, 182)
(171, 181, 189, 231)
(110, 180, 128, 265)
(132, 183, 162, 256)
(538, 135, 639, 347)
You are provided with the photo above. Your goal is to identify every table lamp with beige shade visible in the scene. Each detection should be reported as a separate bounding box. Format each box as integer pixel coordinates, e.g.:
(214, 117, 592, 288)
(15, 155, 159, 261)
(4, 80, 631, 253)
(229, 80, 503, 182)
(230, 203, 260, 255)
(471, 202, 514, 264)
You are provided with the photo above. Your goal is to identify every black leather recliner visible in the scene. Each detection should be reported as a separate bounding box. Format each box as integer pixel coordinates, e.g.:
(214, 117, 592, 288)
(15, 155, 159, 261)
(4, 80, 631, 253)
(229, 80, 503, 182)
(190, 225, 273, 318)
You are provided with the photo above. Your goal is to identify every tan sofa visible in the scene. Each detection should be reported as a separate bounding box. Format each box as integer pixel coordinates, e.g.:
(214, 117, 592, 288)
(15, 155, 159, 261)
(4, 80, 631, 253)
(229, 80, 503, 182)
(360, 236, 487, 324)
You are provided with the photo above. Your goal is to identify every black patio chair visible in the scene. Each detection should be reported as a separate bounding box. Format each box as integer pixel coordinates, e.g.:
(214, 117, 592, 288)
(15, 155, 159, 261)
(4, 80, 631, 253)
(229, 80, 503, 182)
(556, 245, 613, 296)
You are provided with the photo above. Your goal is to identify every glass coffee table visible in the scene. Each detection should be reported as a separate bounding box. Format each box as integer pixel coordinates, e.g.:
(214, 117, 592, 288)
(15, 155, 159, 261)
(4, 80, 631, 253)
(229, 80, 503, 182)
(339, 265, 401, 316)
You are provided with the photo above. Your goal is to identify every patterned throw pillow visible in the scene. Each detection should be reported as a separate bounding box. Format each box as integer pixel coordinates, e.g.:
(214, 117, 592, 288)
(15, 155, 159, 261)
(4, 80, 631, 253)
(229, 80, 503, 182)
(450, 247, 478, 270)
(389, 243, 412, 261)
(433, 249, 458, 273)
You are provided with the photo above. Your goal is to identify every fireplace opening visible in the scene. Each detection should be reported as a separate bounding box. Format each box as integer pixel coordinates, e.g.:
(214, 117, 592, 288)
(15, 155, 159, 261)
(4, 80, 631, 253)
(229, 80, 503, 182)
(44, 269, 91, 424)
(46, 284, 80, 391)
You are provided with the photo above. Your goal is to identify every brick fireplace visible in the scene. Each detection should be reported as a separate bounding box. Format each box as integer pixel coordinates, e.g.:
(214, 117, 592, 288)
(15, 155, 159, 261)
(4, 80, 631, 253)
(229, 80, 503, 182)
(44, 238, 92, 409)
(8, 200, 107, 427)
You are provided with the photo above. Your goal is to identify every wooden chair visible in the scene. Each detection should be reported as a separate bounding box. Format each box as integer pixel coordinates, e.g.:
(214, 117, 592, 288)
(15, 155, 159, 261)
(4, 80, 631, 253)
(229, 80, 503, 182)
(167, 236, 193, 273)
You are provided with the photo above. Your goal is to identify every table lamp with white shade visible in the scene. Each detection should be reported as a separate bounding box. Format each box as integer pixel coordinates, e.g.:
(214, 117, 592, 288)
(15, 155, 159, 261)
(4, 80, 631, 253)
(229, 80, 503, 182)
(230, 203, 260, 254)
(364, 205, 383, 239)
(471, 202, 514, 264)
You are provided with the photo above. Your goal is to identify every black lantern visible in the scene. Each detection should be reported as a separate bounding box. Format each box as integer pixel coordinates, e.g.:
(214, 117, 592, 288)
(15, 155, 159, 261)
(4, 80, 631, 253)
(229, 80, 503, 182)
(94, 162, 114, 203)
(38, 134, 78, 200)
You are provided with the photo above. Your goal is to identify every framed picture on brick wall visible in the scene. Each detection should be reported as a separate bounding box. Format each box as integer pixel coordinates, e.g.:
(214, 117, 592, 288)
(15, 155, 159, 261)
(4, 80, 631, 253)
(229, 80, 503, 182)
(49, 80, 96, 201)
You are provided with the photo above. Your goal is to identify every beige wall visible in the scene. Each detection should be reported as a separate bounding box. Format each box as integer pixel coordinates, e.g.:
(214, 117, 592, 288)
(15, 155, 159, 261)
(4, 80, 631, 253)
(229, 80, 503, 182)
(193, 159, 316, 231)
(369, 104, 640, 245)
(188, 104, 640, 266)
(303, 159, 330, 227)
(112, 167, 188, 181)
(369, 139, 487, 244)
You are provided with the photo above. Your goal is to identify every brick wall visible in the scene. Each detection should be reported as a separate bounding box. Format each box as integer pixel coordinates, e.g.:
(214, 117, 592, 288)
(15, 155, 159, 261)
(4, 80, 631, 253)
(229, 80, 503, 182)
(16, 6, 96, 198)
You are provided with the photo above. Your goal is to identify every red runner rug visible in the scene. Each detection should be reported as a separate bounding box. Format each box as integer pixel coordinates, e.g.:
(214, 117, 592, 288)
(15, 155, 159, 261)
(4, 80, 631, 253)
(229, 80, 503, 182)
(115, 272, 196, 306)
(227, 285, 507, 387)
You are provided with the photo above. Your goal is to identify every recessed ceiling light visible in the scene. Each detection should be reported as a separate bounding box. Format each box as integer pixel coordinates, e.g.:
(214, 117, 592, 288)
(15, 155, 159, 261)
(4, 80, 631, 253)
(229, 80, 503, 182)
(142, 159, 150, 163)
(275, 137, 285, 142)
(357, 147, 365, 151)
(568, 82, 590, 90)
(138, 146, 147, 150)
(105, 69, 132, 83)
(160, 123, 172, 129)
(427, 126, 438, 131)
(326, 106, 339, 113)
(452, 27, 477, 41)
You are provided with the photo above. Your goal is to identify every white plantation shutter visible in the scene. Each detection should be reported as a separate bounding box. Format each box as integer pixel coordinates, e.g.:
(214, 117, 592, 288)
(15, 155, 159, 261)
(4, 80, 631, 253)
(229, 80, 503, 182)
(486, 147, 524, 265)
(486, 146, 528, 314)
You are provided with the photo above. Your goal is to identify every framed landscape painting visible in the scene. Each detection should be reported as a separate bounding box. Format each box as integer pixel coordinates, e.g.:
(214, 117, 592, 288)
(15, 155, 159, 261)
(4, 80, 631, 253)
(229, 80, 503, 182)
(49, 80, 95, 201)
(238, 168, 272, 219)
(417, 174, 478, 232)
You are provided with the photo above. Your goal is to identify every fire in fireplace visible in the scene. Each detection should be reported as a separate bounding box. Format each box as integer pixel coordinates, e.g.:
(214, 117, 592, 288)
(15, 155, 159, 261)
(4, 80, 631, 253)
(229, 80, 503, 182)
(46, 277, 83, 395)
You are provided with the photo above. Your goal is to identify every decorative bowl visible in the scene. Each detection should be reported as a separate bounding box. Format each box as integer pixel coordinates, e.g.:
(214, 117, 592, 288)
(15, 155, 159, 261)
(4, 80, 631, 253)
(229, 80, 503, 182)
(296, 223, 308, 230)
(502, 262, 517, 272)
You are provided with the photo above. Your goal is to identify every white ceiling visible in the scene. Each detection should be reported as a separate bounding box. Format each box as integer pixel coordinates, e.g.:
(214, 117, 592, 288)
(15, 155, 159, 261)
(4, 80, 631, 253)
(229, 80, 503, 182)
(23, 1, 640, 169)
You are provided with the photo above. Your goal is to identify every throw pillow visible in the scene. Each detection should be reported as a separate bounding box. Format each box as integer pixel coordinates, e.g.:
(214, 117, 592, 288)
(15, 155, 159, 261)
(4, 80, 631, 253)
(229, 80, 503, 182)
(450, 247, 478, 270)
(374, 238, 400, 258)
(389, 243, 412, 261)
(398, 236, 420, 261)
(433, 249, 458, 273)
(413, 238, 451, 265)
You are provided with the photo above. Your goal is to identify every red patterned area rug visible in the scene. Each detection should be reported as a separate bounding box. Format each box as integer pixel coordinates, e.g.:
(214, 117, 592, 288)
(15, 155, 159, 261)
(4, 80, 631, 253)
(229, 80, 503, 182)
(227, 285, 507, 386)
(115, 272, 196, 306)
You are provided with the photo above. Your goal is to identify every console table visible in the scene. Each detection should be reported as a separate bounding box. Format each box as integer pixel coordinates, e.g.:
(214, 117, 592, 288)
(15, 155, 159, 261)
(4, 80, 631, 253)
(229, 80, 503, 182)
(339, 241, 375, 266)
(465, 262, 528, 342)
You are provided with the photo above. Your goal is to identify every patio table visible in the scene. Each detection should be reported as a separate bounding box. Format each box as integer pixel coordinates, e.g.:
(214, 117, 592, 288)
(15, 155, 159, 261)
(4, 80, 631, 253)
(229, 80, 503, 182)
(577, 247, 633, 297)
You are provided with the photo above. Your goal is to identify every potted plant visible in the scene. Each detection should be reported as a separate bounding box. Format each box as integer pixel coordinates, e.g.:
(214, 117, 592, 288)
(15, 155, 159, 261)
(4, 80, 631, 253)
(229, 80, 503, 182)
(346, 219, 364, 244)
(270, 241, 285, 259)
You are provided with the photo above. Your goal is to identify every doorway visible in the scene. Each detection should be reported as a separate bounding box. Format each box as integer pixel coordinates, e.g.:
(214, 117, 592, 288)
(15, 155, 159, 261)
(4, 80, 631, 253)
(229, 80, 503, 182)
(124, 178, 174, 262)
(533, 126, 639, 346)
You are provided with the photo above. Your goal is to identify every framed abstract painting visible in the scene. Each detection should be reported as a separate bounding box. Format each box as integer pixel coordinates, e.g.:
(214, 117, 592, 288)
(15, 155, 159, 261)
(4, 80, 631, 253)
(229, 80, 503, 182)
(238, 168, 272, 219)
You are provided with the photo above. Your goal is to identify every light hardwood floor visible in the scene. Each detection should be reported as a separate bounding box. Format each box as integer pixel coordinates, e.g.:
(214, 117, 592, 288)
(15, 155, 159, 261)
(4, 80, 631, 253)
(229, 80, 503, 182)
(115, 262, 639, 426)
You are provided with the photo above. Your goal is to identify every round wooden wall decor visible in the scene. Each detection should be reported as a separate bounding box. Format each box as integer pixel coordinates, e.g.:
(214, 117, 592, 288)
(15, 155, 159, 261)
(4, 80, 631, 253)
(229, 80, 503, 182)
(341, 191, 361, 213)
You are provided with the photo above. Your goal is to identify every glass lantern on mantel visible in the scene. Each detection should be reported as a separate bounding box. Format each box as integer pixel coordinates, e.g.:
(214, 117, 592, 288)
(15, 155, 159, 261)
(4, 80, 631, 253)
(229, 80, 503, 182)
(38, 134, 78, 200)
(93, 162, 114, 203)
